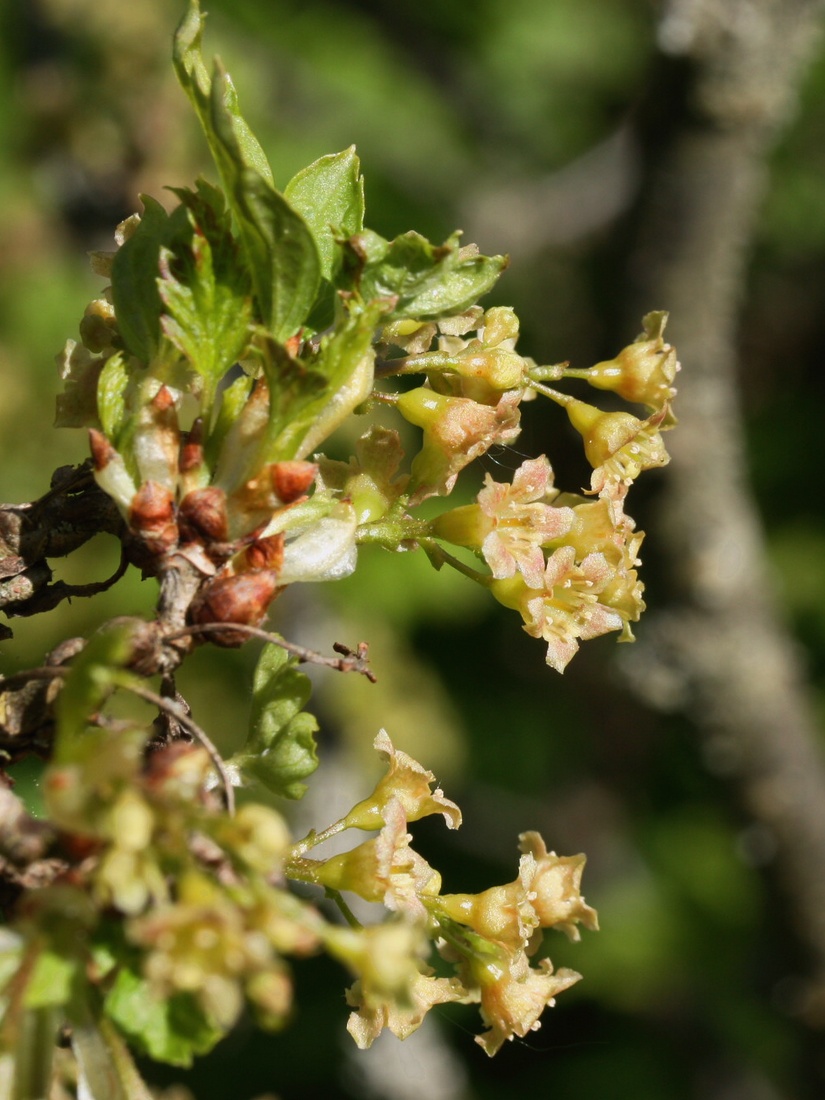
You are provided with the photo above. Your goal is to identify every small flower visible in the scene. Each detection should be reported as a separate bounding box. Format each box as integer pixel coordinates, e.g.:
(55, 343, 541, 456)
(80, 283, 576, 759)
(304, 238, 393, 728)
(518, 832, 598, 940)
(344, 729, 462, 832)
(316, 427, 409, 524)
(436, 854, 538, 954)
(491, 546, 624, 672)
(563, 397, 670, 501)
(397, 386, 521, 503)
(326, 919, 431, 1019)
(581, 311, 679, 420)
(471, 952, 581, 1057)
(433, 456, 573, 588)
(128, 872, 274, 1030)
(314, 798, 440, 920)
(346, 969, 470, 1048)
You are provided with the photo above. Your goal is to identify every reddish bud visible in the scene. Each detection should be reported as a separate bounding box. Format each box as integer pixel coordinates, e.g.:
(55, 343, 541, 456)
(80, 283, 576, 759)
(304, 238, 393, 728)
(189, 570, 281, 646)
(179, 487, 229, 543)
(241, 533, 285, 572)
(179, 417, 205, 474)
(129, 480, 179, 555)
(270, 460, 318, 503)
(89, 428, 116, 471)
(151, 384, 175, 413)
(284, 331, 303, 357)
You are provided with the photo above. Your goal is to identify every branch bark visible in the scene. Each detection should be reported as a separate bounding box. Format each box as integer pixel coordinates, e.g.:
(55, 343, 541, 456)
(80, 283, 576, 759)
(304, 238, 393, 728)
(625, 0, 825, 1023)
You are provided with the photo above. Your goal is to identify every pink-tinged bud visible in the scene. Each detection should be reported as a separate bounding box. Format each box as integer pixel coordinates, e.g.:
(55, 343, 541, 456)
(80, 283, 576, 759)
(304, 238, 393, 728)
(239, 533, 285, 573)
(129, 480, 179, 555)
(152, 386, 175, 413)
(178, 487, 229, 544)
(89, 427, 116, 471)
(179, 418, 205, 474)
(269, 461, 317, 503)
(188, 570, 281, 646)
(89, 429, 138, 513)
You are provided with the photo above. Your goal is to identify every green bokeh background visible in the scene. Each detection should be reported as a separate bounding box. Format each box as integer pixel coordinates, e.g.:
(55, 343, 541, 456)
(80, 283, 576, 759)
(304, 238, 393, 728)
(2, 1, 825, 1097)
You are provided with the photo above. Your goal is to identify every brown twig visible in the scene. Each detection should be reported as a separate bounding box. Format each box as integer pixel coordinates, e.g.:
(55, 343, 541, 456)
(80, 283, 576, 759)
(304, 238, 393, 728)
(165, 622, 377, 682)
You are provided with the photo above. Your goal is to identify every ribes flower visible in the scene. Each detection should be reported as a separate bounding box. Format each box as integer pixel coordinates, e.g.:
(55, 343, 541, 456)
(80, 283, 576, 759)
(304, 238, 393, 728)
(469, 951, 581, 1056)
(491, 546, 625, 672)
(577, 311, 679, 422)
(310, 798, 440, 920)
(396, 386, 521, 503)
(562, 398, 670, 502)
(343, 729, 462, 832)
(518, 832, 599, 939)
(346, 968, 470, 1048)
(432, 456, 573, 588)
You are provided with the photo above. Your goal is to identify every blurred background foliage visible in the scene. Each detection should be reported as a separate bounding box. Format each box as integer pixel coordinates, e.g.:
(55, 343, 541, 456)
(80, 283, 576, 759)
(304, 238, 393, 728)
(1, 0, 825, 1097)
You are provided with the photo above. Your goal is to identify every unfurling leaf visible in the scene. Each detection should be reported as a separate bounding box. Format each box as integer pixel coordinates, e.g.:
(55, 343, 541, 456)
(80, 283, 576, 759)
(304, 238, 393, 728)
(349, 229, 507, 321)
(229, 640, 319, 799)
(285, 147, 365, 281)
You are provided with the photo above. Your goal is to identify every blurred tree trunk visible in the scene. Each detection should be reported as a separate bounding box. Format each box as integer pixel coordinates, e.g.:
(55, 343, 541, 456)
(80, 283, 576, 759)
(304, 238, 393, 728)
(626, 0, 825, 1022)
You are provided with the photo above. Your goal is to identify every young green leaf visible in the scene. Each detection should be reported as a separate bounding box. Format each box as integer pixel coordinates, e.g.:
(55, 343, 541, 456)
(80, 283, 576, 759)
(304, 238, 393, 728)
(222, 159, 321, 341)
(285, 147, 365, 281)
(174, 3, 321, 339)
(173, 0, 274, 189)
(97, 351, 130, 443)
(158, 187, 252, 407)
(259, 297, 388, 464)
(104, 966, 223, 1068)
(229, 640, 319, 800)
(110, 196, 190, 363)
(352, 230, 508, 320)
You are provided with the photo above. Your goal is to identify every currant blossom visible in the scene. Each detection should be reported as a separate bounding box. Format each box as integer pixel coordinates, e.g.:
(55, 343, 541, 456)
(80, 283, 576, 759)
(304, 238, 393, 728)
(491, 546, 624, 672)
(344, 729, 462, 831)
(470, 952, 581, 1056)
(436, 853, 538, 953)
(312, 798, 440, 920)
(433, 456, 574, 589)
(562, 397, 670, 502)
(518, 832, 599, 940)
(396, 386, 522, 503)
(578, 311, 679, 422)
(346, 969, 470, 1048)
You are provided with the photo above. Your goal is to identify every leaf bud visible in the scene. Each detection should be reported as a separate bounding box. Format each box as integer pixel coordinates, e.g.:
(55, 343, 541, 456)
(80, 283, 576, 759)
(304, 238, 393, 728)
(178, 487, 229, 543)
(188, 570, 281, 646)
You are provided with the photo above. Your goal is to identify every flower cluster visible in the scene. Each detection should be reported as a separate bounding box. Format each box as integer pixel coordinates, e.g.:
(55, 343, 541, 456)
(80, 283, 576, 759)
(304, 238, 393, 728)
(287, 731, 598, 1056)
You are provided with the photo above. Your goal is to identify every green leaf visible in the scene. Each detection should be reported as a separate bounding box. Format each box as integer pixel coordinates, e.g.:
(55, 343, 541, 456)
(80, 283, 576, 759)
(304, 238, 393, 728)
(224, 160, 321, 340)
(158, 186, 253, 406)
(352, 230, 508, 320)
(97, 351, 130, 443)
(173, 0, 273, 189)
(204, 369, 254, 469)
(230, 640, 319, 799)
(104, 966, 222, 1068)
(285, 147, 365, 281)
(24, 950, 77, 1009)
(174, 4, 321, 338)
(110, 196, 190, 362)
